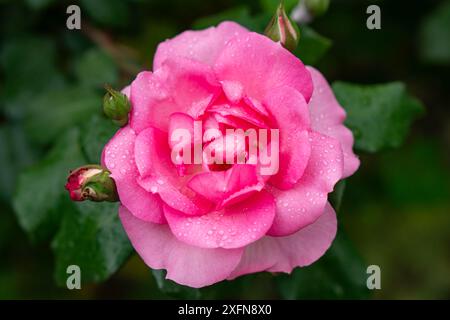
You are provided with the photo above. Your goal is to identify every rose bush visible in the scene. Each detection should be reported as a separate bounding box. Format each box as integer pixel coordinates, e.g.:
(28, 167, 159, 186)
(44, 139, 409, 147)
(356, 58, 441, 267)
(101, 22, 359, 288)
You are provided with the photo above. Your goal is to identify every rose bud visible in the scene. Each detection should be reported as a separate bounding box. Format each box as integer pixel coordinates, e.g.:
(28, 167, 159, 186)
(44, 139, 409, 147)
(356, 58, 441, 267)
(65, 165, 118, 202)
(264, 1, 300, 52)
(103, 85, 131, 127)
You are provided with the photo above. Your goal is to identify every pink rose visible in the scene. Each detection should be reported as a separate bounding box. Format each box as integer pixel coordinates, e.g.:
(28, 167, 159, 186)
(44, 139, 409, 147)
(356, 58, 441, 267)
(102, 22, 359, 288)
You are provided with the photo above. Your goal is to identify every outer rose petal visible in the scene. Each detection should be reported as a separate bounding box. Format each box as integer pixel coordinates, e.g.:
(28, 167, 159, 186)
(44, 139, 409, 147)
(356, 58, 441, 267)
(103, 126, 164, 223)
(130, 57, 220, 133)
(228, 202, 337, 279)
(267, 131, 343, 236)
(215, 32, 313, 104)
(119, 206, 243, 288)
(153, 21, 248, 69)
(307, 66, 360, 178)
(164, 190, 276, 249)
(263, 86, 311, 189)
(128, 71, 167, 133)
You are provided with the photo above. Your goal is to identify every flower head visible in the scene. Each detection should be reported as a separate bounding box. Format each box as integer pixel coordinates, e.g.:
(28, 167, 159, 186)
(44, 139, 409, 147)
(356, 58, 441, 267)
(96, 21, 359, 288)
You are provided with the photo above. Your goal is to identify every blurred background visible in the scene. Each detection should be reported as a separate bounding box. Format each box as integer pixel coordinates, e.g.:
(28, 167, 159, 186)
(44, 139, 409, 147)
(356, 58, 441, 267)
(0, 0, 449, 299)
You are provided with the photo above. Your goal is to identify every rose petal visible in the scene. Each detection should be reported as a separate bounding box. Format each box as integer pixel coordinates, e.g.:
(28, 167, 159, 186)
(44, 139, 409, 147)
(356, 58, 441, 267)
(201, 130, 249, 170)
(153, 21, 248, 69)
(221, 80, 244, 104)
(168, 112, 195, 150)
(208, 102, 270, 129)
(215, 32, 313, 104)
(187, 164, 264, 206)
(130, 57, 220, 133)
(202, 115, 222, 143)
(103, 126, 165, 223)
(263, 86, 312, 189)
(134, 127, 211, 215)
(164, 190, 276, 249)
(228, 202, 337, 279)
(128, 71, 168, 133)
(161, 58, 220, 116)
(307, 66, 360, 178)
(119, 206, 243, 288)
(244, 96, 270, 118)
(267, 131, 343, 236)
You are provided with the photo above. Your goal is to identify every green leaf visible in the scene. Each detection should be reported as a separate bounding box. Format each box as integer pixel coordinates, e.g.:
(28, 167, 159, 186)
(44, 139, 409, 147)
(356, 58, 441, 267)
(75, 49, 118, 88)
(329, 180, 346, 212)
(378, 138, 450, 205)
(277, 229, 370, 299)
(80, 0, 130, 27)
(52, 201, 132, 285)
(13, 127, 131, 284)
(0, 37, 64, 101)
(193, 6, 269, 33)
(200, 273, 275, 299)
(81, 115, 117, 163)
(0, 125, 37, 202)
(0, 37, 65, 121)
(13, 129, 86, 242)
(0, 266, 19, 299)
(0, 208, 17, 253)
(152, 270, 201, 299)
(332, 82, 425, 153)
(24, 0, 55, 10)
(419, 0, 450, 65)
(260, 0, 299, 13)
(294, 26, 332, 65)
(23, 86, 101, 145)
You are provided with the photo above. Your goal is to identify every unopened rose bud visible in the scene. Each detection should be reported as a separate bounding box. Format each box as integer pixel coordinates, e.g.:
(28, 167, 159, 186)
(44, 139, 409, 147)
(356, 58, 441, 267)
(65, 165, 118, 202)
(305, 0, 330, 17)
(103, 85, 131, 127)
(264, 1, 300, 52)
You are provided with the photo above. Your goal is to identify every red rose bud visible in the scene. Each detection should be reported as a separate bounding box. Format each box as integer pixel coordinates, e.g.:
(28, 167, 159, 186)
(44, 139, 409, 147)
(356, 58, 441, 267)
(65, 165, 118, 202)
(264, 1, 300, 52)
(103, 85, 131, 127)
(305, 0, 330, 17)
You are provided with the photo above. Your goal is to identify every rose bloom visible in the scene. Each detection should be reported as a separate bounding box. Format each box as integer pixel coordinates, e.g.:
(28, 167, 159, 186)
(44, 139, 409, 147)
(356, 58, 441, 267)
(102, 22, 359, 288)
